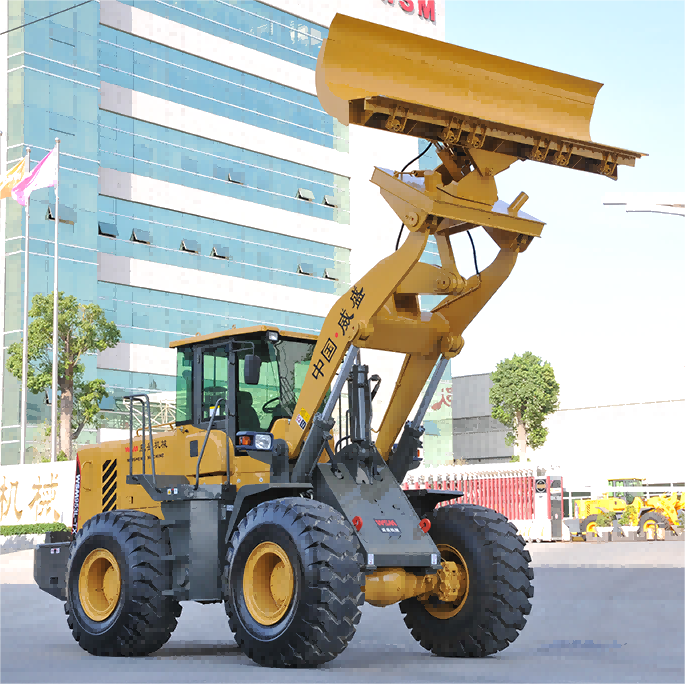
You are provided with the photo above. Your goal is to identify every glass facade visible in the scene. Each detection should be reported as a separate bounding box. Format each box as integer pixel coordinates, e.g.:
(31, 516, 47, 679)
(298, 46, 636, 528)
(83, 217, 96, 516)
(118, 0, 327, 69)
(1, 0, 349, 463)
(98, 26, 346, 150)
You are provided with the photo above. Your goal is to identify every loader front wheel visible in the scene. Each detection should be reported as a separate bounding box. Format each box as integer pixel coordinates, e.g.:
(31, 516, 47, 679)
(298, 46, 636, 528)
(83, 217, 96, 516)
(66, 511, 181, 656)
(580, 514, 599, 536)
(400, 504, 533, 658)
(224, 497, 364, 667)
(638, 511, 669, 536)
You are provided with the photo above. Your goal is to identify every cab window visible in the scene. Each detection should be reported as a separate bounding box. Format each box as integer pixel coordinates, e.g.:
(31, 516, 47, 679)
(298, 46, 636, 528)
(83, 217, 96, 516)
(202, 348, 228, 422)
(175, 350, 193, 424)
(237, 338, 315, 431)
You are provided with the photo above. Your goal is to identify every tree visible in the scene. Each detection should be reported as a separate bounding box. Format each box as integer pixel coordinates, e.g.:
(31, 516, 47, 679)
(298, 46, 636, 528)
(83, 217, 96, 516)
(489, 352, 560, 462)
(6, 292, 121, 459)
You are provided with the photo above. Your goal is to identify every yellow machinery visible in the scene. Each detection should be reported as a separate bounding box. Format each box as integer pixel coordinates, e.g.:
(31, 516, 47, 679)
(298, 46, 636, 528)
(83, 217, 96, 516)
(35, 14, 644, 667)
(576, 478, 685, 536)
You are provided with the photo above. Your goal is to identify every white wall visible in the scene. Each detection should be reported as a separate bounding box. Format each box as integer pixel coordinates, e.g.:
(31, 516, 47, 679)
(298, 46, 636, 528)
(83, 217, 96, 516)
(98, 342, 176, 376)
(0, 461, 76, 527)
(533, 400, 685, 491)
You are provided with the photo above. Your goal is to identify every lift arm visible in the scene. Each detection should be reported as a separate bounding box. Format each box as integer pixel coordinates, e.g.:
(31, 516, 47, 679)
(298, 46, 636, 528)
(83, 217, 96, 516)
(283, 13, 645, 464)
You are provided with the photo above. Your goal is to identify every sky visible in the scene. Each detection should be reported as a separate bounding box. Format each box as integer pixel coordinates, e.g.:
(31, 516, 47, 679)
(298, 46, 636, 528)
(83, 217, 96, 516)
(439, 0, 684, 410)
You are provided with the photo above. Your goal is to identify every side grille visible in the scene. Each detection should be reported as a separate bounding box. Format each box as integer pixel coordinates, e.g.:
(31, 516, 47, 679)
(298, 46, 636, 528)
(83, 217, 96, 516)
(102, 459, 117, 512)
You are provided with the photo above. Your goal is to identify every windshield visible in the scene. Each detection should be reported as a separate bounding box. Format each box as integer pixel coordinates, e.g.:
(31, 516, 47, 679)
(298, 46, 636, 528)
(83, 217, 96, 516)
(608, 479, 644, 504)
(237, 338, 315, 431)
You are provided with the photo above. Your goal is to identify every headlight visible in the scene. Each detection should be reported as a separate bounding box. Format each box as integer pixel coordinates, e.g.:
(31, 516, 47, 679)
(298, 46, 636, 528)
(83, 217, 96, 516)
(254, 434, 272, 450)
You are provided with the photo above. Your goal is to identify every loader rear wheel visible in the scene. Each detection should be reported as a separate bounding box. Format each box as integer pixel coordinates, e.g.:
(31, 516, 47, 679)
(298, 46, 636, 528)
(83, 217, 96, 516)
(580, 514, 599, 536)
(66, 511, 181, 656)
(224, 497, 364, 667)
(400, 504, 534, 658)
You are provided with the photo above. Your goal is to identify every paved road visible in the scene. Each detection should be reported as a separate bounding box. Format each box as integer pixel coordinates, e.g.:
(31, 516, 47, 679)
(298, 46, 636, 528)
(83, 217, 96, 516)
(2, 542, 683, 683)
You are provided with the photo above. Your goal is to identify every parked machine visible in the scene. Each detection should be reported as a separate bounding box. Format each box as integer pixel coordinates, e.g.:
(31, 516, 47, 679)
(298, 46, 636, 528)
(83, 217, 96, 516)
(34, 14, 643, 666)
(574, 478, 685, 537)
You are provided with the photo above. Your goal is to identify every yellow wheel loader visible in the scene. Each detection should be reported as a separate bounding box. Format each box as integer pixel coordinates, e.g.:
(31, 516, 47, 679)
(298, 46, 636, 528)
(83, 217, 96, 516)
(34, 14, 644, 666)
(575, 479, 685, 537)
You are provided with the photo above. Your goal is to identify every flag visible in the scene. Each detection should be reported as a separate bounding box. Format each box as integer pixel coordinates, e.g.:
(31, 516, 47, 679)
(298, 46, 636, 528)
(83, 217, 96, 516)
(11, 148, 58, 206)
(0, 156, 29, 200)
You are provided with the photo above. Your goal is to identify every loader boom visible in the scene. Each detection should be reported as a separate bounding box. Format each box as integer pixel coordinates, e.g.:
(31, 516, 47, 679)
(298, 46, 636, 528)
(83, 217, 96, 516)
(283, 14, 644, 464)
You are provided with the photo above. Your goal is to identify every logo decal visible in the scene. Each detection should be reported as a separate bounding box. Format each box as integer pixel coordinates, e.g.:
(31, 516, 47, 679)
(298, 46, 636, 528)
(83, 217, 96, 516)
(72, 456, 81, 535)
(374, 518, 401, 535)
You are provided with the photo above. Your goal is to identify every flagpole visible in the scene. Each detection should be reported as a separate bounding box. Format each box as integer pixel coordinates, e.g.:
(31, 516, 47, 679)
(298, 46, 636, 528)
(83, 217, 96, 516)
(0, 130, 4, 460)
(19, 147, 31, 465)
(50, 138, 60, 462)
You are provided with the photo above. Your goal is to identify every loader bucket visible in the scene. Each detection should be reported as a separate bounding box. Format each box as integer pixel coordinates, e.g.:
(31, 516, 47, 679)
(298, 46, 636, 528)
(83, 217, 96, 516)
(316, 14, 644, 176)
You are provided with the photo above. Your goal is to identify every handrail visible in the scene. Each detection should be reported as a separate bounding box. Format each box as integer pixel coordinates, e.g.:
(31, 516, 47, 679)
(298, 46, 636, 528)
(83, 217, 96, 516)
(124, 393, 157, 490)
(135, 421, 175, 437)
(195, 397, 226, 491)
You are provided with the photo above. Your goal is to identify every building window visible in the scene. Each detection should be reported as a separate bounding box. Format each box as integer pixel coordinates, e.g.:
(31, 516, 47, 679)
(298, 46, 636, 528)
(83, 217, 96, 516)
(297, 263, 314, 276)
(211, 245, 230, 260)
(297, 188, 315, 201)
(98, 222, 118, 238)
(46, 204, 77, 224)
(323, 195, 338, 207)
(131, 228, 152, 244)
(181, 239, 201, 253)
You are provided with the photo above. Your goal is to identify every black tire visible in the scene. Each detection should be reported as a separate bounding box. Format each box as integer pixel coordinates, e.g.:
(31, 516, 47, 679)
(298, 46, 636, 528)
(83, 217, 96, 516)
(224, 497, 364, 667)
(66, 510, 181, 656)
(400, 504, 533, 658)
(638, 511, 670, 535)
(580, 514, 599, 536)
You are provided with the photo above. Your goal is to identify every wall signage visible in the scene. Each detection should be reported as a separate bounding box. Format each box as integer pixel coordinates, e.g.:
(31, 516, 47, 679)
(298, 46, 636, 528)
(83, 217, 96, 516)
(381, 0, 436, 23)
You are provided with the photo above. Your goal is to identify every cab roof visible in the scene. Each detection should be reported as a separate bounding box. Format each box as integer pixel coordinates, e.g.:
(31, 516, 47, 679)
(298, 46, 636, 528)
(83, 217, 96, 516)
(169, 325, 318, 350)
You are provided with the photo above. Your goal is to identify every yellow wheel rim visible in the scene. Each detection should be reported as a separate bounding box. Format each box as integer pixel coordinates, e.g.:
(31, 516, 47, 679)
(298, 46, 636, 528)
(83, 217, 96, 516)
(422, 544, 469, 620)
(78, 548, 121, 621)
(586, 521, 597, 535)
(243, 542, 294, 626)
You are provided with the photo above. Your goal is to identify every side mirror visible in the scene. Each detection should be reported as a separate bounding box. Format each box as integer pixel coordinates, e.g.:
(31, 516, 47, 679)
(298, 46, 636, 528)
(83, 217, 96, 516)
(244, 354, 262, 385)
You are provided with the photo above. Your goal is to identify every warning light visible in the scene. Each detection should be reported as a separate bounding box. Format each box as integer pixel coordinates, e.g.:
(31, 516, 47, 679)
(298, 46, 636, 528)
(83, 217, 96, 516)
(238, 435, 253, 446)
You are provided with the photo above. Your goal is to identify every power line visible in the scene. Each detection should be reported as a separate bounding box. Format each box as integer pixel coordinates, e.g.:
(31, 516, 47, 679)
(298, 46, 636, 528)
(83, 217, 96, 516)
(0, 0, 94, 36)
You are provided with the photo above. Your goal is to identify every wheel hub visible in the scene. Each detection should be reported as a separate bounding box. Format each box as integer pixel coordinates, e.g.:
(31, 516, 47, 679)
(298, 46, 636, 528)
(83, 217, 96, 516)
(421, 544, 469, 620)
(243, 541, 294, 625)
(78, 548, 121, 621)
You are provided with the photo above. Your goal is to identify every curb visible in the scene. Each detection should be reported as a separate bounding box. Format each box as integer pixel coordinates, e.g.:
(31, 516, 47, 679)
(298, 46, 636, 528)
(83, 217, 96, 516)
(0, 534, 47, 553)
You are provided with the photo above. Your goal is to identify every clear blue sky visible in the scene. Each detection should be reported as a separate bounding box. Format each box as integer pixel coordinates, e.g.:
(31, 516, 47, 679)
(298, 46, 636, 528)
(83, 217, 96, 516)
(440, 1, 684, 409)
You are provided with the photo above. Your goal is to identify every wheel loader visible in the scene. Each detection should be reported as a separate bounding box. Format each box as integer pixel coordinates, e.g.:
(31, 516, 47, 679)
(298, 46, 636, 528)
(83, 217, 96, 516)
(575, 478, 684, 537)
(34, 14, 644, 666)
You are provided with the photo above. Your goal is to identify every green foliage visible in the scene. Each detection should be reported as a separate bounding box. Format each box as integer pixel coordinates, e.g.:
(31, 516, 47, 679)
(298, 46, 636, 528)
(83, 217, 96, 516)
(1, 522, 68, 536)
(619, 504, 636, 526)
(38, 451, 69, 463)
(489, 352, 560, 452)
(595, 511, 615, 528)
(6, 292, 121, 448)
(510, 455, 520, 463)
(678, 510, 685, 528)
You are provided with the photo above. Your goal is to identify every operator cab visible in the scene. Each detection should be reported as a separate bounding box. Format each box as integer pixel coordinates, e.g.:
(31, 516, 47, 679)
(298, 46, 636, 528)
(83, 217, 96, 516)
(170, 326, 318, 445)
(607, 478, 645, 505)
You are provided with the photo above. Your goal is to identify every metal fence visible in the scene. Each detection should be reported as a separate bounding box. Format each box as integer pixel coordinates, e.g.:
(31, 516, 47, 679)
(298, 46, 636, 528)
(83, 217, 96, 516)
(403, 464, 537, 520)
